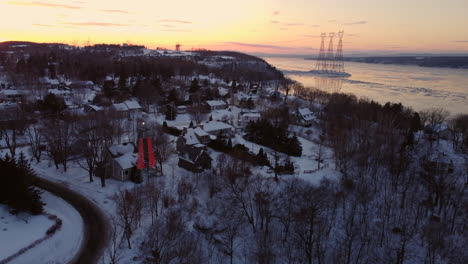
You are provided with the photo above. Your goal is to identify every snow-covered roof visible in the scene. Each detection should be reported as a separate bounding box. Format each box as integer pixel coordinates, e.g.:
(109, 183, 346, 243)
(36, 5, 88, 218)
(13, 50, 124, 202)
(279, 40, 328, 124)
(218, 87, 229, 96)
(115, 153, 137, 170)
(206, 100, 226, 107)
(113, 102, 129, 112)
(0, 89, 20, 96)
(48, 89, 70, 96)
(109, 143, 134, 157)
(39, 77, 59, 85)
(298, 108, 315, 121)
(124, 100, 142, 110)
(427, 123, 449, 133)
(201, 121, 233, 132)
(86, 104, 103, 111)
(240, 113, 261, 119)
(193, 127, 209, 137)
(184, 129, 201, 145)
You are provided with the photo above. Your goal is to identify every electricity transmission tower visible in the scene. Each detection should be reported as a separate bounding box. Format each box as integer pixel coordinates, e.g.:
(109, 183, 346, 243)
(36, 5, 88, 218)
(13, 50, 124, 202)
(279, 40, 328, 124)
(334, 30, 345, 73)
(316, 33, 327, 72)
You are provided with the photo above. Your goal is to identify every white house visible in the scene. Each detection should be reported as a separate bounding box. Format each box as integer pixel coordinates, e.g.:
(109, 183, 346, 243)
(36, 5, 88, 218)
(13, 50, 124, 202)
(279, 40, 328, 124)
(238, 112, 261, 128)
(112, 99, 142, 119)
(0, 89, 23, 102)
(199, 121, 234, 138)
(297, 107, 316, 126)
(205, 100, 227, 110)
(107, 143, 137, 181)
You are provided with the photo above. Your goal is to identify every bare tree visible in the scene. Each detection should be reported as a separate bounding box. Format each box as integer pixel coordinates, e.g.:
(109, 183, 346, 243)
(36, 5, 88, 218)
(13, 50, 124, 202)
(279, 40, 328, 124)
(114, 189, 138, 249)
(140, 210, 202, 264)
(187, 91, 208, 124)
(144, 181, 161, 224)
(0, 107, 27, 158)
(75, 116, 105, 182)
(420, 108, 450, 127)
(105, 217, 124, 264)
(149, 124, 175, 176)
(43, 117, 75, 171)
(25, 123, 43, 162)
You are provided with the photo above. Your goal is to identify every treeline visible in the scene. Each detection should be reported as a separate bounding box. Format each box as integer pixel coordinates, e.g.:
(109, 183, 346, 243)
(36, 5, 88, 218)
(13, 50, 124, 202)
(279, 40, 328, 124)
(245, 119, 302, 157)
(0, 42, 285, 86)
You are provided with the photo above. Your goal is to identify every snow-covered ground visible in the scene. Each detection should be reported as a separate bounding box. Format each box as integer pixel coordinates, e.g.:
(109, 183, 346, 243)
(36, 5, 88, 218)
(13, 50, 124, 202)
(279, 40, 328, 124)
(0, 206, 53, 259)
(1, 191, 83, 264)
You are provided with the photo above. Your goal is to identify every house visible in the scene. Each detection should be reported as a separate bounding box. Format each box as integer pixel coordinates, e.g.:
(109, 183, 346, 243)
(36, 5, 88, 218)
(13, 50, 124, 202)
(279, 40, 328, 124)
(124, 99, 143, 119)
(177, 105, 187, 114)
(199, 121, 234, 138)
(48, 88, 71, 100)
(205, 100, 227, 110)
(238, 112, 261, 128)
(297, 107, 315, 126)
(0, 89, 24, 102)
(178, 145, 212, 172)
(70, 80, 94, 90)
(106, 142, 137, 181)
(176, 127, 211, 152)
(111, 99, 142, 119)
(423, 124, 453, 141)
(84, 104, 103, 113)
(38, 77, 59, 89)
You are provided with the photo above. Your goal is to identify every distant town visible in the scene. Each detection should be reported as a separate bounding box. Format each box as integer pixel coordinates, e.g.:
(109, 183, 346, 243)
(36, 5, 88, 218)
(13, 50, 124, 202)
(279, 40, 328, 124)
(1, 41, 467, 264)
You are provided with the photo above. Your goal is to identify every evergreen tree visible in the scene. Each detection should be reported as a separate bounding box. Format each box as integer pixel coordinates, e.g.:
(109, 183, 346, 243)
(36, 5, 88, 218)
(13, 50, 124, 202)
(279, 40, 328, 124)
(165, 105, 177, 120)
(189, 78, 200, 93)
(0, 154, 44, 215)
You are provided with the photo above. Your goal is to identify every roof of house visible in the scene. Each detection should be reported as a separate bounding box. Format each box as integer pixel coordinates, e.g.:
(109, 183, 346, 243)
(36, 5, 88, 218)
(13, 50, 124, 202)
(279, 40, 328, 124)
(115, 153, 137, 170)
(109, 143, 134, 157)
(206, 100, 226, 107)
(183, 128, 201, 145)
(48, 89, 70, 96)
(298, 108, 315, 121)
(113, 102, 129, 112)
(201, 121, 233, 132)
(193, 127, 209, 137)
(86, 104, 103, 111)
(124, 100, 142, 110)
(0, 89, 20, 96)
(240, 113, 261, 120)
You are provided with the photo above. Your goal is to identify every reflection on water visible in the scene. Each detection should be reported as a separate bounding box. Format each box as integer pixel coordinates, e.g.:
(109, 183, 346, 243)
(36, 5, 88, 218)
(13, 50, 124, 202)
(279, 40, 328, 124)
(313, 76, 345, 94)
(263, 56, 468, 114)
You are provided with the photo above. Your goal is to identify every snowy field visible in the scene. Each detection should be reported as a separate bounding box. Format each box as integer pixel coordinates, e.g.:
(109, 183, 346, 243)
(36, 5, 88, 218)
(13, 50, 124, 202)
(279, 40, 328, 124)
(0, 206, 53, 259)
(1, 191, 83, 264)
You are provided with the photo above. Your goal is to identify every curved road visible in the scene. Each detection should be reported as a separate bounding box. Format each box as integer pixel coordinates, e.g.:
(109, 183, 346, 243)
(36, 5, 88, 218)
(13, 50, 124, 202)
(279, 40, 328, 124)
(33, 177, 109, 264)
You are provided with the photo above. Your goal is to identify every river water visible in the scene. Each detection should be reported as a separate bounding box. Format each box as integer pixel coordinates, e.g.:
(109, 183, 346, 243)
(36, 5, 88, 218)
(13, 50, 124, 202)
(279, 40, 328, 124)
(263, 56, 468, 114)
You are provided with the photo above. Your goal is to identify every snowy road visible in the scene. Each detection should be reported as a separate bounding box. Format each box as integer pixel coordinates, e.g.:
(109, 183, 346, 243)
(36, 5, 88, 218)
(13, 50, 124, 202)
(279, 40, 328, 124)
(33, 177, 109, 264)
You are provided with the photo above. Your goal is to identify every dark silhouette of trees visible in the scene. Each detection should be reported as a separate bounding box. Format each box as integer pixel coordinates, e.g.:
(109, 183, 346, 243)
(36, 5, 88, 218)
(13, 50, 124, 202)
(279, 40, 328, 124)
(0, 153, 44, 215)
(245, 119, 302, 156)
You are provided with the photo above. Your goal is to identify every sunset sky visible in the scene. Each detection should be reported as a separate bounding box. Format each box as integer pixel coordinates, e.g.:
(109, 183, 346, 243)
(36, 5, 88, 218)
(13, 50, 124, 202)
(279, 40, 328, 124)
(1, 0, 468, 55)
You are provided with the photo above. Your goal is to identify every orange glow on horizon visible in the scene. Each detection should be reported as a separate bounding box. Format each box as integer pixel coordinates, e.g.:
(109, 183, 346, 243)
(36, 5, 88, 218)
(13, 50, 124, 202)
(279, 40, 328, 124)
(1, 0, 467, 55)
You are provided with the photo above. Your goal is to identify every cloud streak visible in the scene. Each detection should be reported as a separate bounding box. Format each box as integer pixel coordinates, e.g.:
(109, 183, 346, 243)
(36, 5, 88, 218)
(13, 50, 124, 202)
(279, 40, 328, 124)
(225, 41, 297, 50)
(453, 40, 468, 43)
(8, 1, 81, 9)
(160, 19, 192, 24)
(100, 9, 129, 14)
(343, 20, 368, 25)
(162, 29, 191, 32)
(62, 22, 129, 27)
(33, 23, 54, 27)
